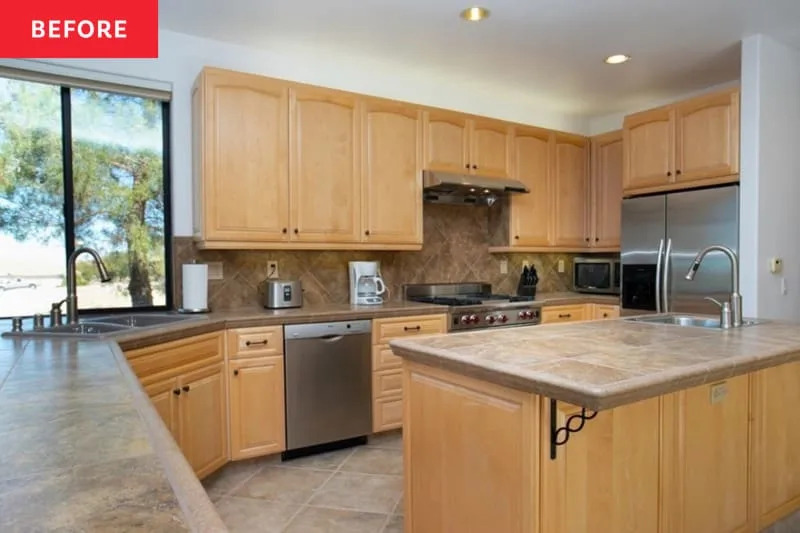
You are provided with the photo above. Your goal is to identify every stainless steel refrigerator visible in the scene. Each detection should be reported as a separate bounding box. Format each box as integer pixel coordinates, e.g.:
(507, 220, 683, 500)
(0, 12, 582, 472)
(620, 185, 739, 315)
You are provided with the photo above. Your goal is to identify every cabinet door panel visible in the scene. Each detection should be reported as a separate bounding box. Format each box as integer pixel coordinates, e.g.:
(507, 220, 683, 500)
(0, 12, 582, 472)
(229, 357, 285, 460)
(179, 363, 228, 479)
(290, 87, 360, 242)
(145, 377, 180, 445)
(541, 398, 660, 533)
(471, 118, 512, 178)
(423, 110, 470, 174)
(362, 100, 423, 244)
(510, 127, 551, 246)
(675, 89, 739, 182)
(623, 107, 674, 190)
(541, 304, 587, 324)
(662, 375, 750, 533)
(552, 134, 589, 247)
(753, 362, 800, 528)
(591, 131, 623, 248)
(199, 70, 289, 241)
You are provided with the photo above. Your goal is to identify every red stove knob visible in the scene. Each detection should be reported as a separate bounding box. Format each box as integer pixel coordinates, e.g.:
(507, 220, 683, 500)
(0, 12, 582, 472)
(460, 315, 471, 325)
(469, 314, 480, 324)
(518, 311, 528, 319)
(499, 314, 508, 323)
(525, 310, 534, 319)
(486, 315, 496, 324)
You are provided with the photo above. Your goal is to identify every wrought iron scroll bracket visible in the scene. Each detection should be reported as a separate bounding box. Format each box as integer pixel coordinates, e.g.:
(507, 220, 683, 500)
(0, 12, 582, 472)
(549, 398, 598, 460)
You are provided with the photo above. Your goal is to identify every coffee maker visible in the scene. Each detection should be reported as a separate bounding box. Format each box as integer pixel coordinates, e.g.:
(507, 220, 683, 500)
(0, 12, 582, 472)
(348, 261, 387, 305)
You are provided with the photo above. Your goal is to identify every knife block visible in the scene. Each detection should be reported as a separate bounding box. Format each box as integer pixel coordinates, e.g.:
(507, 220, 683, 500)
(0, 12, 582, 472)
(516, 281, 537, 299)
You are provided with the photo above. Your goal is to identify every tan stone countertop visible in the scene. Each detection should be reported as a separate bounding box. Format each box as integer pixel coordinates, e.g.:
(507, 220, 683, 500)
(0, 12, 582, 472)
(390, 316, 800, 411)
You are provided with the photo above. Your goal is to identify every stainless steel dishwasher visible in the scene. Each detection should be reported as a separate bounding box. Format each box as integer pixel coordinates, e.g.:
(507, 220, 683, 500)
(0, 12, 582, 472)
(284, 320, 372, 453)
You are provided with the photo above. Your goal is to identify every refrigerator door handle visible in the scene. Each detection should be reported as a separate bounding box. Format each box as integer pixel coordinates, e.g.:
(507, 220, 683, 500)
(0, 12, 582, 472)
(663, 238, 673, 313)
(655, 239, 664, 313)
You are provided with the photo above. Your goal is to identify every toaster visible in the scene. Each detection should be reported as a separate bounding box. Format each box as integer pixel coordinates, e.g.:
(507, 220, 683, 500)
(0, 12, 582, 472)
(263, 280, 303, 309)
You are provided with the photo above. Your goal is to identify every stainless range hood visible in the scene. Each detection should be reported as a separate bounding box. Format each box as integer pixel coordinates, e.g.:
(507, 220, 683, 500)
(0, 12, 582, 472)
(422, 170, 529, 206)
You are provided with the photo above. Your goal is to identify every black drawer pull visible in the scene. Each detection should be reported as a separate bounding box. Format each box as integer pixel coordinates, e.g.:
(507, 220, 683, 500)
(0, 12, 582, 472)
(173, 389, 180, 396)
(182, 385, 190, 392)
(558, 313, 572, 318)
(404, 325, 422, 331)
(246, 339, 268, 347)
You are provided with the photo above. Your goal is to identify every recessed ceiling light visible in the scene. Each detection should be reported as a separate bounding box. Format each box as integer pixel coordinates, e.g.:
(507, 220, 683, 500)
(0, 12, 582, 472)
(604, 54, 631, 65)
(460, 6, 490, 22)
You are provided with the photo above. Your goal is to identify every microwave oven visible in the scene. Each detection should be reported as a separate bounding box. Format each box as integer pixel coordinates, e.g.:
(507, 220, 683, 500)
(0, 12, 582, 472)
(573, 257, 620, 295)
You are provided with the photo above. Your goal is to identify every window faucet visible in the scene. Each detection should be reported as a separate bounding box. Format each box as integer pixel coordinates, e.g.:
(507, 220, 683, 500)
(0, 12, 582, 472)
(684, 245, 742, 327)
(64, 247, 112, 324)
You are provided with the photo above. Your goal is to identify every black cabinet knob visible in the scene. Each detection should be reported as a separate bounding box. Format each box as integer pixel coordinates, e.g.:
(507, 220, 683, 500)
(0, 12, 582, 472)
(182, 385, 190, 392)
(233, 369, 239, 376)
(595, 237, 599, 242)
(293, 228, 299, 234)
(585, 237, 590, 242)
(514, 235, 519, 240)
(472, 165, 477, 169)
(667, 171, 672, 177)
(173, 389, 180, 396)
(676, 169, 682, 175)
(282, 228, 287, 234)
(365, 230, 370, 236)
(465, 163, 470, 169)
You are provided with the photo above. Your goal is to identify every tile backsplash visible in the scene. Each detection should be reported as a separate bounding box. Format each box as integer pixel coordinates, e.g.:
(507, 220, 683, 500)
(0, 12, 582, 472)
(174, 204, 595, 310)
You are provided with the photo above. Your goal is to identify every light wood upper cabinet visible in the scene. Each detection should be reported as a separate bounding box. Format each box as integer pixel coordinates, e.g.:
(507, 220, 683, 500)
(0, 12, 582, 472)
(423, 110, 470, 174)
(193, 68, 290, 242)
(229, 356, 286, 460)
(623, 106, 674, 191)
(178, 362, 229, 480)
(661, 375, 751, 533)
(675, 88, 739, 183)
(510, 127, 551, 246)
(541, 398, 660, 533)
(361, 99, 423, 245)
(289, 86, 360, 243)
(470, 118, 513, 178)
(623, 87, 740, 196)
(552, 133, 589, 247)
(590, 131, 623, 249)
(752, 361, 800, 529)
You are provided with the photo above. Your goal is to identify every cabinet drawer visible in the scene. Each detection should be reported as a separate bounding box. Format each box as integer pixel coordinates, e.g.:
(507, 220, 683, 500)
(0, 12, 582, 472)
(227, 326, 283, 359)
(372, 344, 402, 372)
(126, 332, 224, 381)
(374, 369, 403, 397)
(541, 305, 587, 324)
(373, 314, 447, 344)
(593, 304, 620, 320)
(373, 396, 403, 432)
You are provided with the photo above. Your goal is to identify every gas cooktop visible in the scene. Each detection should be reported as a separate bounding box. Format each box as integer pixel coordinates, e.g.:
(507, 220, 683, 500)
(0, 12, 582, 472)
(403, 282, 541, 331)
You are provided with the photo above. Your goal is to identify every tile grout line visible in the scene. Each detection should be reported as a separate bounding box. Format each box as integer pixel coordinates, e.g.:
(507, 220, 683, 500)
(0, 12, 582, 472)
(281, 447, 358, 532)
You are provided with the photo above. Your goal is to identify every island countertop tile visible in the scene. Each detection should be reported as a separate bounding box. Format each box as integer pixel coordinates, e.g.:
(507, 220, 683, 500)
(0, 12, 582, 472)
(389, 317, 800, 410)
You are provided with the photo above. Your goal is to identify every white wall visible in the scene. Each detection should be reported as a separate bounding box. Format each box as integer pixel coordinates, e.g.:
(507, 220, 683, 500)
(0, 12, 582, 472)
(739, 34, 800, 320)
(5, 30, 587, 236)
(586, 80, 741, 135)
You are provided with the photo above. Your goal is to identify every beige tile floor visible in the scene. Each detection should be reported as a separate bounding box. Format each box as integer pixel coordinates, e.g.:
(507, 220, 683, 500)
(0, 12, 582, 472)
(203, 431, 404, 533)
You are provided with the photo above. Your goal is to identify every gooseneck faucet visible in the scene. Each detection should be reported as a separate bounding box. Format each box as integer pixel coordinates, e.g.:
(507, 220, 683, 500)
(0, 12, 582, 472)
(685, 245, 742, 328)
(65, 246, 112, 324)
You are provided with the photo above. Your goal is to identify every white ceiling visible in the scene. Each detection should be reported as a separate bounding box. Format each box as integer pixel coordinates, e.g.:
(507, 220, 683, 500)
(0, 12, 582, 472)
(159, 0, 800, 117)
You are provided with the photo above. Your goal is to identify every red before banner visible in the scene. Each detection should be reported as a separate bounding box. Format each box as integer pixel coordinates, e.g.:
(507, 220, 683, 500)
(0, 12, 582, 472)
(0, 0, 158, 58)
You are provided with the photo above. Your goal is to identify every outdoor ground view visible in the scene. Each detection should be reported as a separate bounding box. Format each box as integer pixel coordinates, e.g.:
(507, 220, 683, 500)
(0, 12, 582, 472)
(0, 76, 168, 317)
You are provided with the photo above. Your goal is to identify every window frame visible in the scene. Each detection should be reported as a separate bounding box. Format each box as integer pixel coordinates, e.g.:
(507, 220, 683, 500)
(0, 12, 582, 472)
(0, 75, 173, 318)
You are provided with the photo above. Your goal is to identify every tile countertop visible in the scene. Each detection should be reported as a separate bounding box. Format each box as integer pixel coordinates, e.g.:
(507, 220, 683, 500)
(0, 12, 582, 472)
(390, 317, 800, 411)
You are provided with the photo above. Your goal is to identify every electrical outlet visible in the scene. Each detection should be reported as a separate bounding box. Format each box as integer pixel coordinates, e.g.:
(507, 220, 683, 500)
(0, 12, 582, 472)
(522, 260, 530, 269)
(499, 259, 508, 274)
(207, 262, 223, 280)
(557, 259, 565, 273)
(267, 261, 279, 279)
(709, 382, 728, 404)
(770, 257, 783, 274)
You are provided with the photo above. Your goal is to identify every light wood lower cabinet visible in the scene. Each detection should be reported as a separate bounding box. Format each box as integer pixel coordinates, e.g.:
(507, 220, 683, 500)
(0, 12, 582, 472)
(372, 314, 447, 432)
(592, 304, 620, 319)
(661, 375, 751, 533)
(126, 332, 228, 480)
(752, 361, 800, 529)
(542, 304, 587, 324)
(227, 326, 286, 460)
(404, 362, 538, 533)
(541, 398, 660, 533)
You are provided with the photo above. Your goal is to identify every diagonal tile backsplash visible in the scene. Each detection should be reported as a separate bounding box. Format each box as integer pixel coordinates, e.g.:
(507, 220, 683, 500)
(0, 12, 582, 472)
(173, 204, 608, 310)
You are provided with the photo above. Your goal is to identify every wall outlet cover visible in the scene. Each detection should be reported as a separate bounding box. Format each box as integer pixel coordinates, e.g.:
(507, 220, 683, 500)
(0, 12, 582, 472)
(267, 261, 279, 279)
(770, 257, 783, 274)
(557, 259, 565, 273)
(499, 259, 508, 275)
(522, 260, 530, 269)
(207, 262, 223, 280)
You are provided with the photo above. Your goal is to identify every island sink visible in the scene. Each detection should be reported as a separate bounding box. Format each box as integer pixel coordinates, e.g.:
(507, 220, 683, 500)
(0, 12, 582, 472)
(625, 313, 761, 329)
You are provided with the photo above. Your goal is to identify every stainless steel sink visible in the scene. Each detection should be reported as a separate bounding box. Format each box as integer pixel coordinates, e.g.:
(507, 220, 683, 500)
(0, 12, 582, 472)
(92, 313, 197, 328)
(625, 314, 760, 329)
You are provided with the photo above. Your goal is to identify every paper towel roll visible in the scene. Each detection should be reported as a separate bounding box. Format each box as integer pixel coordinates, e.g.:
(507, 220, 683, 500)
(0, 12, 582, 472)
(182, 264, 209, 311)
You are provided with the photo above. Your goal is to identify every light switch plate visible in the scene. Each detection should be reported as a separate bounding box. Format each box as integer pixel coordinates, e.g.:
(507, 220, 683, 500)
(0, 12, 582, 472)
(557, 260, 565, 273)
(522, 260, 530, 269)
(499, 259, 508, 274)
(267, 261, 279, 279)
(710, 382, 728, 404)
(207, 262, 223, 280)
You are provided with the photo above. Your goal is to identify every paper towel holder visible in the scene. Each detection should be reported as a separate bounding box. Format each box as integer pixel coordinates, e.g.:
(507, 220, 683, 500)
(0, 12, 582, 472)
(178, 260, 210, 314)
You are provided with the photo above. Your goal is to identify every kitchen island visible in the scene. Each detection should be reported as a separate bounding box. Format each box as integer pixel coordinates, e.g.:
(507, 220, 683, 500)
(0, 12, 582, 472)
(390, 317, 800, 533)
